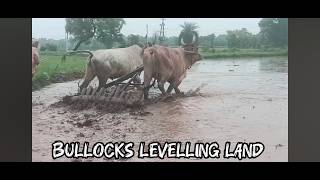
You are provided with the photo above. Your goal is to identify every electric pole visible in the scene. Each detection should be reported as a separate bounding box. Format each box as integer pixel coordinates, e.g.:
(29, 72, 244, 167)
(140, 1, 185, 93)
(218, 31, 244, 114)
(160, 18, 165, 43)
(65, 31, 68, 52)
(146, 24, 149, 45)
(160, 18, 165, 37)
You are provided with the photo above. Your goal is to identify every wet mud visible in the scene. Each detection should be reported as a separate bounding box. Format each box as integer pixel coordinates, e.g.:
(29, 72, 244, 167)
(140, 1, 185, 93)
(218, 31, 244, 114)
(32, 57, 288, 162)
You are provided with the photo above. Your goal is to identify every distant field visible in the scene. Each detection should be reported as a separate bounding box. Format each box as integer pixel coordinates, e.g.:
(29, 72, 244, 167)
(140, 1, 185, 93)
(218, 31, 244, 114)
(32, 54, 87, 91)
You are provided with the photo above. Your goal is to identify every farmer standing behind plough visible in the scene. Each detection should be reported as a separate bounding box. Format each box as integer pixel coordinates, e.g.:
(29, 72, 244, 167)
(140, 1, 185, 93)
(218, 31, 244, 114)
(32, 39, 40, 78)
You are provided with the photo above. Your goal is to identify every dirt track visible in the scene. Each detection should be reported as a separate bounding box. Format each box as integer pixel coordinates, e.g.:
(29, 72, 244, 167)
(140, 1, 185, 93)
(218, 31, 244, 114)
(32, 57, 288, 162)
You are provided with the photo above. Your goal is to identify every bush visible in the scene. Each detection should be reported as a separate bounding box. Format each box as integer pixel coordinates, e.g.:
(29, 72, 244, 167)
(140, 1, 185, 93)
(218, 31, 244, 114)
(201, 47, 209, 52)
(40, 43, 58, 52)
(221, 49, 228, 52)
(46, 43, 58, 51)
(201, 47, 215, 53)
(261, 45, 272, 51)
(40, 46, 47, 51)
(230, 48, 240, 52)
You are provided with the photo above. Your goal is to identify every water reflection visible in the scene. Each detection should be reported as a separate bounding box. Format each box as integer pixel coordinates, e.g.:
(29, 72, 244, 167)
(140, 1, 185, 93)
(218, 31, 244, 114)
(190, 57, 288, 74)
(258, 57, 288, 73)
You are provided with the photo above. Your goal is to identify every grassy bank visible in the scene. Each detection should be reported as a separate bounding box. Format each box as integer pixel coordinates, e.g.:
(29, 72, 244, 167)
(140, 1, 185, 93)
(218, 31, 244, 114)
(32, 54, 87, 91)
(200, 48, 288, 59)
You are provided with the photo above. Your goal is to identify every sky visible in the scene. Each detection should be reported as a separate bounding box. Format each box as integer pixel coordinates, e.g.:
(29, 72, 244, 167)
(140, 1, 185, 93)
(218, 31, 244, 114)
(32, 18, 262, 40)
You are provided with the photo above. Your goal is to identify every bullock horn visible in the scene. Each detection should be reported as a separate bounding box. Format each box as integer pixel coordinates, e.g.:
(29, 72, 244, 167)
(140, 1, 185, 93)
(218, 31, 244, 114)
(179, 32, 186, 46)
(181, 38, 186, 46)
(140, 46, 147, 57)
(190, 31, 199, 46)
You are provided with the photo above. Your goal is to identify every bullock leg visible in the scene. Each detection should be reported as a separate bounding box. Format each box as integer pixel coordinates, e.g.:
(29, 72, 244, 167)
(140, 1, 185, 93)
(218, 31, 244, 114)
(143, 88, 149, 100)
(143, 74, 153, 100)
(166, 83, 174, 94)
(174, 80, 184, 96)
(97, 75, 108, 91)
(174, 87, 181, 94)
(158, 81, 166, 95)
(80, 65, 96, 91)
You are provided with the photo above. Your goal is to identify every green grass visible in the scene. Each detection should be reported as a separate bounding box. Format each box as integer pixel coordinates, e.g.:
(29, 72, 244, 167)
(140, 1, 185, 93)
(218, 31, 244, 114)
(200, 48, 288, 59)
(32, 54, 87, 91)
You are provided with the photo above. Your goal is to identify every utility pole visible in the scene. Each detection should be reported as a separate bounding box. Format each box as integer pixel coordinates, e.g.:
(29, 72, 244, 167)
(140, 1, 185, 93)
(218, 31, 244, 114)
(159, 18, 165, 43)
(146, 24, 149, 45)
(160, 18, 165, 37)
(65, 31, 68, 52)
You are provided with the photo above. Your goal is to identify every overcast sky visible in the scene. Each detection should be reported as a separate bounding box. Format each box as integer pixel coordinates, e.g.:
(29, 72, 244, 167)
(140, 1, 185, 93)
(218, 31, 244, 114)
(32, 18, 262, 40)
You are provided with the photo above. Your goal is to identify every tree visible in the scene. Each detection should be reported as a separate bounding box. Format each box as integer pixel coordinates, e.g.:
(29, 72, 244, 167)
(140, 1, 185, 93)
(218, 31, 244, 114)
(178, 22, 199, 46)
(227, 31, 239, 48)
(166, 36, 179, 46)
(127, 34, 142, 46)
(39, 43, 57, 51)
(94, 18, 126, 49)
(150, 32, 160, 45)
(199, 33, 216, 48)
(65, 18, 96, 51)
(40, 45, 47, 52)
(214, 34, 228, 47)
(65, 18, 125, 50)
(258, 18, 288, 47)
(226, 28, 259, 49)
(46, 43, 57, 51)
(208, 33, 216, 48)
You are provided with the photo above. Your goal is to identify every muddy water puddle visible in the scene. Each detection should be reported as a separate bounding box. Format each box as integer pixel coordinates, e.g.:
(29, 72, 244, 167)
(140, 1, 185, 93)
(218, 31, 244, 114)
(32, 57, 288, 162)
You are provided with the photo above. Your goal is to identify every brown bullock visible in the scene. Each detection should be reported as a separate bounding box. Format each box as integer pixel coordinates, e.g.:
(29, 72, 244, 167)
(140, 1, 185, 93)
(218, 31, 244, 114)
(142, 45, 202, 99)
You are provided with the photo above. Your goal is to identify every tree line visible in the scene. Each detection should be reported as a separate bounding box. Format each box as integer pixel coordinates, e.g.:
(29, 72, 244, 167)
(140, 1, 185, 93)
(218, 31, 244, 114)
(38, 18, 288, 52)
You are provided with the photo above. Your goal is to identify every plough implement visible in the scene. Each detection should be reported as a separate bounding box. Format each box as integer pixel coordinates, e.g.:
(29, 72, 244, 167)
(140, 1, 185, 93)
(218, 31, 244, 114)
(65, 66, 146, 107)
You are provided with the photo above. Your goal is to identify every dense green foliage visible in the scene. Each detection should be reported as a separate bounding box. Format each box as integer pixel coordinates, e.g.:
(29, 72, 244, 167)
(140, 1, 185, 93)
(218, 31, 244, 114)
(258, 18, 288, 47)
(65, 18, 125, 50)
(40, 43, 58, 51)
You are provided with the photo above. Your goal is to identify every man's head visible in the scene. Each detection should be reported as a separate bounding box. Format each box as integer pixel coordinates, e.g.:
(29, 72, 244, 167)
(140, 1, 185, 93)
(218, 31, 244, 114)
(32, 39, 39, 48)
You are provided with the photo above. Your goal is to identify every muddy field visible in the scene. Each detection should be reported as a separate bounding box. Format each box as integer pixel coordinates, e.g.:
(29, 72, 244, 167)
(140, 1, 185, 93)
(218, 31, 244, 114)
(32, 57, 288, 162)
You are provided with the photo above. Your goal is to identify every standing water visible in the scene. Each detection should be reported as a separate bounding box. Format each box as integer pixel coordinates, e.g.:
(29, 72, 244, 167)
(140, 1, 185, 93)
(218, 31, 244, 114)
(32, 57, 288, 162)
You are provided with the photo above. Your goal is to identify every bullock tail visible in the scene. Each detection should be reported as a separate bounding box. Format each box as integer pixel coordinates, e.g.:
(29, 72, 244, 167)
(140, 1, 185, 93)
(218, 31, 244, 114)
(61, 50, 94, 63)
